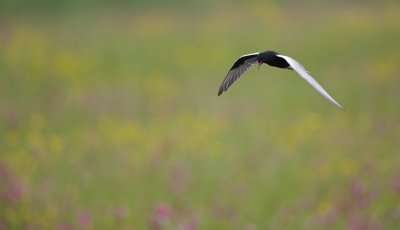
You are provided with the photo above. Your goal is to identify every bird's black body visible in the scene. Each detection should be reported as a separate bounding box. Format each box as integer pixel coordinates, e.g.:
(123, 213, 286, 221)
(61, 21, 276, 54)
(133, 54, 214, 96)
(229, 51, 290, 70)
(257, 51, 291, 69)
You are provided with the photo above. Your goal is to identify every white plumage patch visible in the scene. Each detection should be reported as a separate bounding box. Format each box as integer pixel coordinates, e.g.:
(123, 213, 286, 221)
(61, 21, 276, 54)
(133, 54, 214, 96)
(277, 54, 344, 110)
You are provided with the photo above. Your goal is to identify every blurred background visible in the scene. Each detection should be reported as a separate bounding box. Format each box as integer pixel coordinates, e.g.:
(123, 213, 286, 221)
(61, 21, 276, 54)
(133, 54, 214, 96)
(1, 0, 400, 229)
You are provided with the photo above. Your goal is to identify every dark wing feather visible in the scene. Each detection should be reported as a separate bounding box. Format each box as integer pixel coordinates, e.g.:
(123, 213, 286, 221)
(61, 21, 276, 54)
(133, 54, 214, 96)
(218, 53, 259, 96)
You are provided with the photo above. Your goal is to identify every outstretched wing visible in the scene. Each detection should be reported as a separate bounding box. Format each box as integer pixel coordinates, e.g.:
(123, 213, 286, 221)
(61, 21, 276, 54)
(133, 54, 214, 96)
(218, 53, 259, 96)
(277, 54, 344, 110)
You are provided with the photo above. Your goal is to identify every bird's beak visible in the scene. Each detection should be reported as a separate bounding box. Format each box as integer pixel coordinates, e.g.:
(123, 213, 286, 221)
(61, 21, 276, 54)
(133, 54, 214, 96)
(257, 62, 262, 69)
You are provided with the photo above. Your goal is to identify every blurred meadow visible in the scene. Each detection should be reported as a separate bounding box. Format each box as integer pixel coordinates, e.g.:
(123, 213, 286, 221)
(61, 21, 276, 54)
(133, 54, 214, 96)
(1, 0, 400, 229)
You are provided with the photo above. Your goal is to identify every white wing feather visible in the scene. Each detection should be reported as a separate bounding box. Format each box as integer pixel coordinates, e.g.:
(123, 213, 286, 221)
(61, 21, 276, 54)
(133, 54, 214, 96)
(239, 52, 260, 58)
(277, 54, 344, 110)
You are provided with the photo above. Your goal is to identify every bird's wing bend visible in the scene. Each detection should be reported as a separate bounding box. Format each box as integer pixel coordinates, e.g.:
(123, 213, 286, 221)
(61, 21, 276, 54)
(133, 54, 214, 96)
(218, 53, 259, 96)
(277, 54, 344, 110)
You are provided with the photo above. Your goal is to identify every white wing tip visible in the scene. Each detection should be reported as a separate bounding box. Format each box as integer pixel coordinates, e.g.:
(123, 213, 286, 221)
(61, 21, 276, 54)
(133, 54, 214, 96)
(336, 103, 346, 111)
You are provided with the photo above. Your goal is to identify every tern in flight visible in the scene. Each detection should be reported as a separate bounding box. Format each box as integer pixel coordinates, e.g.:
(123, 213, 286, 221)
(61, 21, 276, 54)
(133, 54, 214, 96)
(218, 50, 344, 110)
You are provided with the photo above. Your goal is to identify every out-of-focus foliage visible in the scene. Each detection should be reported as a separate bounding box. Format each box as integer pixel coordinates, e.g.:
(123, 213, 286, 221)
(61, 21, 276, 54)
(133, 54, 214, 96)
(1, 1, 400, 229)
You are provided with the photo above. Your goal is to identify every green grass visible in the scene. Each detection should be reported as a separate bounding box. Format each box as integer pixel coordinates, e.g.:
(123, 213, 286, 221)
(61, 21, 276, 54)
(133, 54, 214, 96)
(1, 2, 400, 229)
